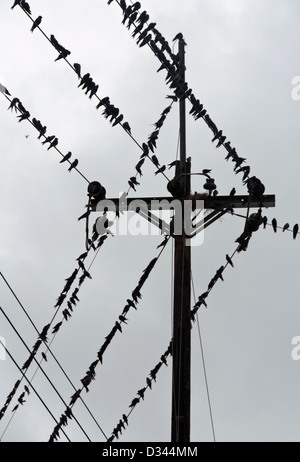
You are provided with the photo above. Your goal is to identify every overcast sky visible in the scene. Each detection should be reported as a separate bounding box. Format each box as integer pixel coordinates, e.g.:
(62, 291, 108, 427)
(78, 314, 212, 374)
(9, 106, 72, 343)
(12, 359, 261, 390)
(1, 0, 300, 443)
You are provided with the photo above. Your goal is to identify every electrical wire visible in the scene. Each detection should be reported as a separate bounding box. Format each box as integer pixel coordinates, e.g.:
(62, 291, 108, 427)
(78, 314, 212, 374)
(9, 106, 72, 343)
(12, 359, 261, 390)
(0, 335, 71, 442)
(0, 306, 92, 442)
(0, 271, 108, 439)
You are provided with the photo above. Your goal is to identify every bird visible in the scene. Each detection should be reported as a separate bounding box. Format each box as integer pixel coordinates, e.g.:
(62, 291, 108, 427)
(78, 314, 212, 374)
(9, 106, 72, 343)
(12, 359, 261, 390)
(17, 111, 30, 122)
(135, 158, 145, 176)
(168, 160, 180, 169)
(151, 155, 160, 168)
(60, 152, 72, 163)
(272, 218, 277, 233)
(11, 0, 22, 9)
(24, 385, 30, 395)
(202, 169, 212, 176)
(146, 377, 152, 389)
(20, 1, 31, 14)
(123, 121, 131, 134)
(262, 216, 268, 229)
(0, 83, 11, 96)
(42, 352, 48, 362)
(47, 137, 58, 150)
(8, 97, 20, 112)
(129, 397, 140, 408)
(155, 165, 166, 175)
(226, 254, 234, 267)
(55, 48, 71, 61)
(73, 63, 82, 79)
(282, 223, 290, 232)
(68, 159, 78, 172)
(42, 135, 55, 145)
(230, 188, 236, 197)
(293, 224, 299, 240)
(31, 15, 42, 32)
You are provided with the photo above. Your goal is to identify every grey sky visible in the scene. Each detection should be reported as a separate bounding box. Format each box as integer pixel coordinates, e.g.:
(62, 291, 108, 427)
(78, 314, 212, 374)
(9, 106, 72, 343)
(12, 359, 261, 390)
(0, 0, 300, 442)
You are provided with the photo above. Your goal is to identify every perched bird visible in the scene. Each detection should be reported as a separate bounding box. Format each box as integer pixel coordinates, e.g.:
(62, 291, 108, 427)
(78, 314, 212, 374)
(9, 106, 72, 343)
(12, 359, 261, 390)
(282, 223, 290, 232)
(47, 137, 58, 150)
(0, 83, 11, 96)
(60, 152, 72, 163)
(226, 254, 234, 268)
(73, 63, 82, 79)
(11, 0, 22, 9)
(272, 218, 277, 233)
(202, 169, 212, 176)
(42, 135, 55, 145)
(146, 377, 152, 389)
(230, 188, 236, 197)
(151, 155, 160, 168)
(20, 0, 31, 14)
(129, 397, 140, 408)
(31, 15, 42, 32)
(293, 224, 299, 240)
(262, 216, 268, 229)
(8, 97, 20, 112)
(68, 159, 78, 172)
(17, 110, 30, 122)
(168, 160, 180, 169)
(155, 165, 166, 175)
(123, 121, 131, 134)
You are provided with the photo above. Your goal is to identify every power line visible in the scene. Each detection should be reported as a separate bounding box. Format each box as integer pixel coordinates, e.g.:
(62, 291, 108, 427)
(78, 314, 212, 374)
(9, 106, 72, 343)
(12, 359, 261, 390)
(0, 271, 108, 440)
(0, 306, 92, 442)
(0, 335, 71, 442)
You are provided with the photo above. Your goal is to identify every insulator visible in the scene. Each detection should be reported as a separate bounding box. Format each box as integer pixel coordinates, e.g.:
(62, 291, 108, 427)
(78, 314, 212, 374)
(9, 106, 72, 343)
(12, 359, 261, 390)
(167, 178, 186, 198)
(246, 177, 265, 198)
(246, 211, 263, 233)
(203, 178, 217, 192)
(88, 181, 106, 199)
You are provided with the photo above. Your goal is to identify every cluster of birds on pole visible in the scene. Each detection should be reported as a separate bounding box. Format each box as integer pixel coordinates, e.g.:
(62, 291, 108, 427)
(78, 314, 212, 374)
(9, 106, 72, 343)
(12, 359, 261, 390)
(128, 99, 175, 192)
(107, 0, 257, 189)
(108, 341, 172, 442)
(48, 235, 170, 442)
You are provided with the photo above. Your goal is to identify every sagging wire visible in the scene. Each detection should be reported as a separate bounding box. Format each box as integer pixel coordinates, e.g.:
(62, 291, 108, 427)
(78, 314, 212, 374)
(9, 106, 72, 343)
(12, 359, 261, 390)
(0, 306, 92, 442)
(0, 271, 108, 440)
(0, 334, 72, 442)
(48, 235, 171, 442)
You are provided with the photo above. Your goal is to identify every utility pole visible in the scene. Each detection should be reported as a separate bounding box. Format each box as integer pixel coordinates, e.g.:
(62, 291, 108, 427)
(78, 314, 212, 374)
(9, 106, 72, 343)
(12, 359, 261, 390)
(90, 38, 276, 444)
(171, 37, 191, 443)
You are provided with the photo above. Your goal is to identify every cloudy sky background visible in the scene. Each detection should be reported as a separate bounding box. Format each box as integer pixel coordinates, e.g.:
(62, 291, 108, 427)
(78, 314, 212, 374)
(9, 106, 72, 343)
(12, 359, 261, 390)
(0, 0, 300, 442)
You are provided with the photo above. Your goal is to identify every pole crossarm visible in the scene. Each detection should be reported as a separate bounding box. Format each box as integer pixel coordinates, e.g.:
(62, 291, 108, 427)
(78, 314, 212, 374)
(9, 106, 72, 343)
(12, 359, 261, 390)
(91, 194, 276, 213)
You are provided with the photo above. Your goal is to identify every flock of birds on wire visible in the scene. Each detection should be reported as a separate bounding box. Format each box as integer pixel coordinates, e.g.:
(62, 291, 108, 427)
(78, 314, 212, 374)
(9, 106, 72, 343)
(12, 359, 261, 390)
(0, 0, 299, 442)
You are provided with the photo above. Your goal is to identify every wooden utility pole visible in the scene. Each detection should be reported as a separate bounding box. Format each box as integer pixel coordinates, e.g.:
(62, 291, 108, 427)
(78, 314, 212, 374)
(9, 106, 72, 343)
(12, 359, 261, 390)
(171, 37, 191, 443)
(90, 38, 276, 444)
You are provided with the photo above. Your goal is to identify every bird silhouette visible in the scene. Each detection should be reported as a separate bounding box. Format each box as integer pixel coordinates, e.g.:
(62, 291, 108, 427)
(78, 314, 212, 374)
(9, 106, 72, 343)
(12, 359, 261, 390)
(60, 152, 72, 163)
(272, 218, 277, 233)
(68, 159, 78, 172)
(11, 0, 22, 9)
(47, 137, 58, 150)
(226, 254, 234, 267)
(155, 165, 166, 175)
(293, 224, 299, 240)
(31, 15, 42, 32)
(73, 63, 82, 79)
(282, 223, 290, 232)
